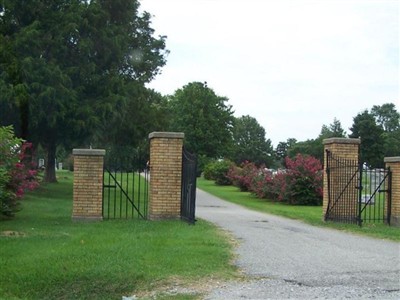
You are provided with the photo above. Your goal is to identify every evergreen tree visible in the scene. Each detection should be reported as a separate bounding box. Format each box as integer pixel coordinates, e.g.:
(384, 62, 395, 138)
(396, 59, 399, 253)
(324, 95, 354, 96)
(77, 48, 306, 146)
(318, 118, 346, 139)
(0, 0, 167, 181)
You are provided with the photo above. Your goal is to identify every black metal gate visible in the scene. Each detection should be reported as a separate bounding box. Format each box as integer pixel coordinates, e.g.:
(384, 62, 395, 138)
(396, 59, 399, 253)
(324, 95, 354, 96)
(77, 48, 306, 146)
(358, 165, 392, 225)
(325, 150, 392, 226)
(103, 149, 148, 220)
(181, 148, 197, 224)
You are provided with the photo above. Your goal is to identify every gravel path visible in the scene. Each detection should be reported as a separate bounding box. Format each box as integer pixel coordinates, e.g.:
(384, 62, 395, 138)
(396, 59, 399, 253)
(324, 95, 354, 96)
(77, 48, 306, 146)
(195, 189, 400, 299)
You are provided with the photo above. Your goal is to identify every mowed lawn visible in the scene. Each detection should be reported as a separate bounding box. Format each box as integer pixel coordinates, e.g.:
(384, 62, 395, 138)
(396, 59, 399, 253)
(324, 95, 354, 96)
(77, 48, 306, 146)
(197, 177, 400, 242)
(0, 172, 236, 300)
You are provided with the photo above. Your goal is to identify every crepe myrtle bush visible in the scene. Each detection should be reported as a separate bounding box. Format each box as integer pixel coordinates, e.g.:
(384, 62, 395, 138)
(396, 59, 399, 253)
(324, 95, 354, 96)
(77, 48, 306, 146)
(284, 154, 323, 205)
(227, 161, 260, 192)
(227, 155, 323, 206)
(0, 126, 39, 217)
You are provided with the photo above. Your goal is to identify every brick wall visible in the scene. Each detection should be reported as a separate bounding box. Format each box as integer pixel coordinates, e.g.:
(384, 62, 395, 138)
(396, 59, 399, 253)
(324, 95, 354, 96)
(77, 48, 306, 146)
(148, 132, 184, 220)
(384, 157, 400, 227)
(72, 149, 105, 221)
(322, 138, 360, 221)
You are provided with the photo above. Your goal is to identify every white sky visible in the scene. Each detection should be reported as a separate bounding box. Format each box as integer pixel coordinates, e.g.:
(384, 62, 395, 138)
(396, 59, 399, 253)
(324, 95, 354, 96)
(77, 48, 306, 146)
(140, 0, 399, 147)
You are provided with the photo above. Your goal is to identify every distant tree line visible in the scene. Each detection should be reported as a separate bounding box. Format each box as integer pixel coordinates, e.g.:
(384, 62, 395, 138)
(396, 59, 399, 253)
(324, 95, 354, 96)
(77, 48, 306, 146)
(280, 103, 399, 168)
(164, 81, 398, 170)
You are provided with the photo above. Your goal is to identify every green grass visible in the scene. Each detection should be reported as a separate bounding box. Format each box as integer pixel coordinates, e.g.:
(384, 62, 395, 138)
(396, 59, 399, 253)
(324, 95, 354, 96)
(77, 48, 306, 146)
(103, 171, 148, 219)
(0, 172, 236, 300)
(197, 177, 400, 241)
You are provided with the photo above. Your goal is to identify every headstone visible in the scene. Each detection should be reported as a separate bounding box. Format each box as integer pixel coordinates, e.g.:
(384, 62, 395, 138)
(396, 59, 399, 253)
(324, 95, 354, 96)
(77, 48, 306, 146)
(360, 194, 375, 205)
(38, 159, 45, 168)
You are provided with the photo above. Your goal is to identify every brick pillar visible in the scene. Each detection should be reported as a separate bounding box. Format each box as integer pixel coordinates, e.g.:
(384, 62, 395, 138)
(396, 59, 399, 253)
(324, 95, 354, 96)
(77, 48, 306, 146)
(148, 132, 184, 220)
(322, 138, 361, 221)
(72, 149, 105, 221)
(384, 157, 400, 227)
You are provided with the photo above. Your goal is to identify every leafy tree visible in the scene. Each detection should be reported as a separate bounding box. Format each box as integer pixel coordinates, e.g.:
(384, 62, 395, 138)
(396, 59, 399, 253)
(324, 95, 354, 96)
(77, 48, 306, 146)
(288, 138, 322, 162)
(275, 138, 297, 163)
(371, 103, 400, 157)
(93, 87, 167, 146)
(168, 82, 234, 159)
(94, 87, 169, 167)
(0, 0, 167, 181)
(371, 103, 400, 132)
(382, 129, 400, 157)
(349, 110, 384, 167)
(288, 118, 346, 163)
(231, 115, 273, 166)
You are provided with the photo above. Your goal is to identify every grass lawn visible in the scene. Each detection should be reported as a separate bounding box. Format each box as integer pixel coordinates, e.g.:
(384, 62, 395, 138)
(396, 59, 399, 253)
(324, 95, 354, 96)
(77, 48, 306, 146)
(0, 171, 236, 300)
(197, 177, 400, 242)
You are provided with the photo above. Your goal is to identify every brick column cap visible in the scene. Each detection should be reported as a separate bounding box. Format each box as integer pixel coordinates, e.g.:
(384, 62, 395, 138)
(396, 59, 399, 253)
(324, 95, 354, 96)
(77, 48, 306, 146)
(149, 132, 184, 139)
(73, 149, 106, 156)
(384, 157, 400, 163)
(323, 138, 361, 145)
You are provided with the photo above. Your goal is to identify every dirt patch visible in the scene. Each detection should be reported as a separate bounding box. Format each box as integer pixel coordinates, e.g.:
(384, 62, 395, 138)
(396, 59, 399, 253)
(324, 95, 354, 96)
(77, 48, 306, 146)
(132, 276, 248, 299)
(1, 230, 26, 237)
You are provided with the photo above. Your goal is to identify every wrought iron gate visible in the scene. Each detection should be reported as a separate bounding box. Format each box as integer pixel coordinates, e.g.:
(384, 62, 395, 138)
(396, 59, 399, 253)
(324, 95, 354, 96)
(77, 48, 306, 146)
(325, 150, 392, 226)
(358, 166, 391, 225)
(103, 150, 148, 220)
(181, 148, 197, 224)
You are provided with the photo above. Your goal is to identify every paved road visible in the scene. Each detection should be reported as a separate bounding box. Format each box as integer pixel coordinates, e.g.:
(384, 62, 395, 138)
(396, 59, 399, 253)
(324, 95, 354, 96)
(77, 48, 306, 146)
(196, 189, 400, 299)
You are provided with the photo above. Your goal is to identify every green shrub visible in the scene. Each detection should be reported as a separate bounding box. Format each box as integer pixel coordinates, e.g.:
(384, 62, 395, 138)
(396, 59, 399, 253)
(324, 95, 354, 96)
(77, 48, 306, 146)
(203, 160, 234, 185)
(197, 155, 212, 177)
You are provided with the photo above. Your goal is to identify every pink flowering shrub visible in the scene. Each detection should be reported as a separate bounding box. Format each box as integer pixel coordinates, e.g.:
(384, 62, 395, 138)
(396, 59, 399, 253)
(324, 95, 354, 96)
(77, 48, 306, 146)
(227, 155, 323, 206)
(227, 161, 259, 191)
(1, 126, 39, 217)
(283, 154, 323, 205)
(9, 143, 39, 197)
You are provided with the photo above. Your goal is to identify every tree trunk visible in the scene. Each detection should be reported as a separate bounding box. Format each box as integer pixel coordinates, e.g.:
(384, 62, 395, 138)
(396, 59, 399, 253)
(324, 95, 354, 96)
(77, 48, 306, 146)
(19, 100, 29, 140)
(44, 143, 57, 182)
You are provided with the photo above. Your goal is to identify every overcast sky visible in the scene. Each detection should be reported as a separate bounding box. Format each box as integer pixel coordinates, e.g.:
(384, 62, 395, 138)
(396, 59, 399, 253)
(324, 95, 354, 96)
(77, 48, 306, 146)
(140, 0, 399, 146)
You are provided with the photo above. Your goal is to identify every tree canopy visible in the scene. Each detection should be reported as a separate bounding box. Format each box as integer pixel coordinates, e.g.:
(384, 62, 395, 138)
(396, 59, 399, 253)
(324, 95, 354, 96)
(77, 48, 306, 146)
(0, 0, 167, 181)
(168, 81, 234, 158)
(231, 115, 273, 166)
(318, 117, 346, 139)
(348, 104, 400, 167)
(371, 103, 400, 133)
(349, 110, 385, 167)
(1, 0, 397, 176)
(287, 118, 346, 163)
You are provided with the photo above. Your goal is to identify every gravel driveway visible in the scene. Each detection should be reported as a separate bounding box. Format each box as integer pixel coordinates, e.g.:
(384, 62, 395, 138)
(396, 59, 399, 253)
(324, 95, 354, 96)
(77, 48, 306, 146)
(196, 189, 400, 299)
